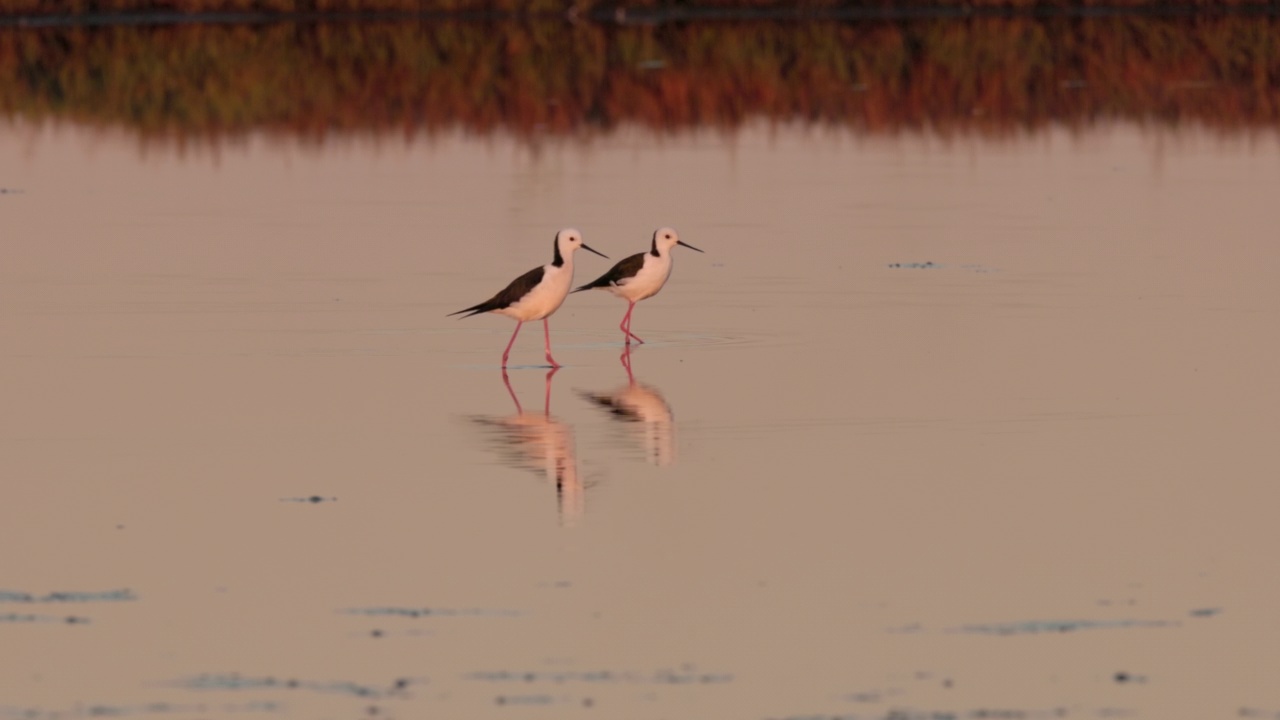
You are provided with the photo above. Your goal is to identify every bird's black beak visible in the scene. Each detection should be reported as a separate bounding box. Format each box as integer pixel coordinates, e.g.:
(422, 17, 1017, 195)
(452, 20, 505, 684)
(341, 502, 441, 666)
(677, 240, 704, 253)
(583, 244, 609, 259)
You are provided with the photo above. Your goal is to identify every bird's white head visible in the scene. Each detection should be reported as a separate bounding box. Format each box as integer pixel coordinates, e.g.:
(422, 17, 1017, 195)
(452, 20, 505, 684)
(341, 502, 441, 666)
(555, 228, 608, 261)
(652, 227, 704, 255)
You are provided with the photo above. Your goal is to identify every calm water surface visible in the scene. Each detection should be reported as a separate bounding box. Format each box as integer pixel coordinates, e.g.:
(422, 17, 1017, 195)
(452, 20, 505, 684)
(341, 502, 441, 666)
(2, 122, 1279, 719)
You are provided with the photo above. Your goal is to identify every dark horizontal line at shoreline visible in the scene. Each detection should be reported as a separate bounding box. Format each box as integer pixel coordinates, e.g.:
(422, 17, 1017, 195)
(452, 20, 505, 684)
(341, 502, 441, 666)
(3, 3, 1280, 29)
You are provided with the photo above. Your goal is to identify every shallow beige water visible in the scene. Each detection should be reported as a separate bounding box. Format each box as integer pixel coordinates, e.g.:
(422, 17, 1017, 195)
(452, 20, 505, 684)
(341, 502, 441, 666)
(2, 122, 1278, 719)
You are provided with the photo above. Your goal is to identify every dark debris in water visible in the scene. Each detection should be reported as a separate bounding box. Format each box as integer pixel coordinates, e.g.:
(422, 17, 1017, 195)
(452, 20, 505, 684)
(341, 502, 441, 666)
(171, 674, 420, 699)
(0, 702, 278, 719)
(341, 606, 520, 619)
(279, 495, 337, 504)
(1112, 671, 1148, 684)
(0, 588, 136, 603)
(953, 618, 1175, 635)
(0, 613, 91, 624)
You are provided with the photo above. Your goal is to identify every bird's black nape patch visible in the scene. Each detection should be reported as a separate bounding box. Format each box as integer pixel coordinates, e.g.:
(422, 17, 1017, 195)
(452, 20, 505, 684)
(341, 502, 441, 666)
(649, 231, 660, 258)
(552, 233, 565, 267)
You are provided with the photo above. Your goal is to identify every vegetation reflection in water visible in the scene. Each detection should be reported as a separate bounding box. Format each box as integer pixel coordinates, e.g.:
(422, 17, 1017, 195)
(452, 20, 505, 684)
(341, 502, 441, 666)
(2, 13, 1278, 144)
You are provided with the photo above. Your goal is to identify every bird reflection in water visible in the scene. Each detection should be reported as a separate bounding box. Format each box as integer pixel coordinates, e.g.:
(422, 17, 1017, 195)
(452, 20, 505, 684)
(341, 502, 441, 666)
(470, 368, 584, 525)
(578, 347, 676, 467)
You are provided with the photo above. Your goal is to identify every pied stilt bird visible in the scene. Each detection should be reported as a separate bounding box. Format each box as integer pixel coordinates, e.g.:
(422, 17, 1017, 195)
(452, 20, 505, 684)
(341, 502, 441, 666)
(449, 228, 607, 368)
(572, 227, 703, 345)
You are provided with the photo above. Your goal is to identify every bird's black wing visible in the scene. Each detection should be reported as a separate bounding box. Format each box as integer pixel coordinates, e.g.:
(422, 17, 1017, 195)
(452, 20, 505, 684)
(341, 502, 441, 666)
(576, 391, 640, 421)
(572, 252, 645, 293)
(448, 265, 545, 318)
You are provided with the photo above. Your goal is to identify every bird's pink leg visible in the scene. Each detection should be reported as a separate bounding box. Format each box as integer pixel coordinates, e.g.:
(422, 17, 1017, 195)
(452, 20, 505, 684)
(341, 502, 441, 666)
(620, 301, 645, 345)
(501, 321, 523, 368)
(543, 318, 560, 368)
(620, 345, 635, 385)
(543, 366, 559, 415)
(618, 302, 631, 343)
(501, 367, 523, 415)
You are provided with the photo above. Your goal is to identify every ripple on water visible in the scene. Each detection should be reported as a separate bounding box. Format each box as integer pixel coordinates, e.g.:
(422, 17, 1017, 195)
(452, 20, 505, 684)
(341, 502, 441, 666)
(0, 588, 136, 603)
(467, 665, 731, 711)
(1188, 607, 1222, 617)
(171, 673, 421, 699)
(340, 606, 521, 618)
(0, 613, 91, 624)
(467, 665, 733, 685)
(951, 618, 1176, 635)
(0, 701, 279, 719)
(768, 707, 1127, 720)
(0, 588, 135, 626)
(494, 694, 555, 706)
(557, 329, 776, 351)
(693, 410, 1156, 440)
(887, 261, 1000, 273)
(444, 327, 785, 360)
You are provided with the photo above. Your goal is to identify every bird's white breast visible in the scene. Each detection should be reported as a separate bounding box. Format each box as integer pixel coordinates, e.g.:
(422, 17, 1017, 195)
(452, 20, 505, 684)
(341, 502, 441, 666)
(611, 254, 672, 301)
(500, 262, 574, 321)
